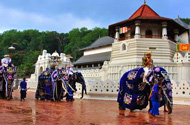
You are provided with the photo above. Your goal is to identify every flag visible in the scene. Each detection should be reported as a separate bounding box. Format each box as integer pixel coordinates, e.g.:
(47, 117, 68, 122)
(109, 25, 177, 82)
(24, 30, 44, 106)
(176, 44, 179, 51)
(119, 27, 131, 34)
(176, 43, 190, 51)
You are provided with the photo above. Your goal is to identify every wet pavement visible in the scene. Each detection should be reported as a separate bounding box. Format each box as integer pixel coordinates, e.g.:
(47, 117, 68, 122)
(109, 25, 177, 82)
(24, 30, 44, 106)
(0, 90, 189, 125)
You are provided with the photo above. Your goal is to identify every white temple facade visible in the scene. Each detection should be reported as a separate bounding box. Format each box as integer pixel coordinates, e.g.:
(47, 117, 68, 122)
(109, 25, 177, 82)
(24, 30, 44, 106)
(27, 3, 190, 104)
(73, 3, 190, 104)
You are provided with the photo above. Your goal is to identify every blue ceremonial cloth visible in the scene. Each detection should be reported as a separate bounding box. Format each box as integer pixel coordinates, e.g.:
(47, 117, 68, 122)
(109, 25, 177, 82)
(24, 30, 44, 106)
(67, 87, 73, 99)
(150, 84, 159, 101)
(117, 67, 149, 110)
(20, 81, 27, 90)
(150, 101, 159, 115)
(117, 66, 173, 111)
(150, 84, 160, 115)
(45, 84, 51, 100)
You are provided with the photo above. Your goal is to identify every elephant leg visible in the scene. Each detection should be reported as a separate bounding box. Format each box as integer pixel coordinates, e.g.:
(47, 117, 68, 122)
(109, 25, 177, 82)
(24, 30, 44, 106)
(52, 82, 56, 101)
(119, 104, 125, 110)
(57, 82, 62, 101)
(118, 95, 125, 110)
(164, 104, 168, 112)
(167, 102, 172, 114)
(84, 84, 87, 95)
(80, 83, 86, 99)
(1, 80, 6, 99)
(80, 90, 83, 99)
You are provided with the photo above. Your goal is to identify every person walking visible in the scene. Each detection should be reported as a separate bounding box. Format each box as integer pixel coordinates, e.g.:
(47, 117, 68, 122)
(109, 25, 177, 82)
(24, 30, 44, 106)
(20, 78, 27, 101)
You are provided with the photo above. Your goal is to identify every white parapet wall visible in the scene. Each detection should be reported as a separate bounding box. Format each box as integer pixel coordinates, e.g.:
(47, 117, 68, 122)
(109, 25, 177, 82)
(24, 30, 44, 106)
(74, 62, 190, 105)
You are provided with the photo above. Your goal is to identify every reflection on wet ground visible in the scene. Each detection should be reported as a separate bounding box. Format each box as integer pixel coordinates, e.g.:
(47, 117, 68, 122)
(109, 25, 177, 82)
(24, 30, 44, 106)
(0, 90, 189, 125)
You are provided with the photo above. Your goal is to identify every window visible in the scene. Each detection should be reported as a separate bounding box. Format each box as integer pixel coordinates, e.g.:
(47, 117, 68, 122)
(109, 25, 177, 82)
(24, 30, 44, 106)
(122, 44, 126, 51)
(40, 67, 43, 74)
(146, 30, 152, 38)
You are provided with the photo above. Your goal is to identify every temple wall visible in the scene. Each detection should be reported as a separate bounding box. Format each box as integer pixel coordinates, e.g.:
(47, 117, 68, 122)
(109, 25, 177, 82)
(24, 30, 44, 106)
(179, 32, 189, 44)
(111, 38, 176, 64)
(74, 61, 190, 104)
(25, 42, 190, 105)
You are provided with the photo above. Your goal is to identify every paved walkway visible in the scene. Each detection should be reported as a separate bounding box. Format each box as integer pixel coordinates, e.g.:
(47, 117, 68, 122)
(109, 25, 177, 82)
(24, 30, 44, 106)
(0, 90, 189, 125)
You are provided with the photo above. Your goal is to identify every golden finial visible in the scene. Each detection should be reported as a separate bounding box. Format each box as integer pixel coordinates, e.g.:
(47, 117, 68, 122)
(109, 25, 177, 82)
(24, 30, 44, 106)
(144, 0, 146, 4)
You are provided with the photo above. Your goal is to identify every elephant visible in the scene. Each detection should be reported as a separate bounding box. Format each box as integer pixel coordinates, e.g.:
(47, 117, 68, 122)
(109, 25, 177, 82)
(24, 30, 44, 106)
(35, 69, 87, 101)
(0, 66, 6, 99)
(35, 68, 55, 100)
(0, 64, 16, 100)
(117, 67, 173, 114)
(35, 68, 69, 101)
(66, 72, 87, 100)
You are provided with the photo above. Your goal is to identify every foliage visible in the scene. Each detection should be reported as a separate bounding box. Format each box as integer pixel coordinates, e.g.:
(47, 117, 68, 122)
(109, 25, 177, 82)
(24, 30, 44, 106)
(0, 28, 108, 77)
(181, 18, 190, 24)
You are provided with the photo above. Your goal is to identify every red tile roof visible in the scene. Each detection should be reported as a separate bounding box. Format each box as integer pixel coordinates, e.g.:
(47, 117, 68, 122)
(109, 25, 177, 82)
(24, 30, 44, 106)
(109, 4, 171, 27)
(108, 4, 187, 37)
(129, 4, 160, 19)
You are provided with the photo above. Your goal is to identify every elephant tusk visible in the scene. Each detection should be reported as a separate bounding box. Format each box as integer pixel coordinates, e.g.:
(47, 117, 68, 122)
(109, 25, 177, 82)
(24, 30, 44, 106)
(67, 83, 76, 92)
(61, 81, 69, 93)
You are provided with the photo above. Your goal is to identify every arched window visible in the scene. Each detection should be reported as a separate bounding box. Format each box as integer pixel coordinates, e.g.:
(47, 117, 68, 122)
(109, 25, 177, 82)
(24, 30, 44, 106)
(40, 67, 43, 74)
(122, 44, 126, 51)
(146, 30, 152, 38)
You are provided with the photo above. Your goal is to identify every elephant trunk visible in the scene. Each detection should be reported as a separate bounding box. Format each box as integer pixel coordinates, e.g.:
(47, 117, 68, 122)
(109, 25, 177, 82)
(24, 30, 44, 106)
(80, 81, 87, 99)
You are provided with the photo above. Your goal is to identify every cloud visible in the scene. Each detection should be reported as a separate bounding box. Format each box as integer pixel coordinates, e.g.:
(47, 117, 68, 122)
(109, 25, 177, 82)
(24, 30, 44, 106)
(0, 4, 101, 33)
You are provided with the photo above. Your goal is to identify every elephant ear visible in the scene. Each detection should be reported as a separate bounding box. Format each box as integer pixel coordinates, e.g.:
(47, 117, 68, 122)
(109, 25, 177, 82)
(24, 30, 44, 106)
(162, 79, 173, 101)
(159, 68, 173, 110)
(51, 70, 58, 81)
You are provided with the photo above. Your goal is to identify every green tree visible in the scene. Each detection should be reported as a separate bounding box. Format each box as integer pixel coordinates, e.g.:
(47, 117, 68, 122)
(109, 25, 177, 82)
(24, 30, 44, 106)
(0, 27, 108, 76)
(181, 18, 190, 24)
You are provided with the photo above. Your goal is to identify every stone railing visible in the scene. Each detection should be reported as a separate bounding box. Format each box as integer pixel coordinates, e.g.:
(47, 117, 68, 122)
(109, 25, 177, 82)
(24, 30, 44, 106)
(25, 63, 190, 103)
(75, 63, 189, 100)
(172, 80, 190, 97)
(75, 77, 190, 100)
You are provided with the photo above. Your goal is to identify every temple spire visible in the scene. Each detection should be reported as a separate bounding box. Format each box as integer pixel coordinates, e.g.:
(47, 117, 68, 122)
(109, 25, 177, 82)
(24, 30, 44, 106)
(144, 0, 146, 4)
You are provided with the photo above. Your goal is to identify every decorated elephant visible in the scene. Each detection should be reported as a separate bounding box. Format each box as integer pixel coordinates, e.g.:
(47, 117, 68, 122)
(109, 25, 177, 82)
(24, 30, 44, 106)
(117, 67, 173, 114)
(35, 68, 74, 101)
(51, 68, 69, 101)
(35, 68, 68, 101)
(0, 66, 5, 99)
(66, 72, 87, 100)
(35, 68, 53, 100)
(0, 64, 16, 100)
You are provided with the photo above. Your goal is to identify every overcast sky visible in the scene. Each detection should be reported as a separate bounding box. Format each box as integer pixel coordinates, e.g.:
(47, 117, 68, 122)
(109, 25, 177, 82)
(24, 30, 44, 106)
(0, 0, 189, 33)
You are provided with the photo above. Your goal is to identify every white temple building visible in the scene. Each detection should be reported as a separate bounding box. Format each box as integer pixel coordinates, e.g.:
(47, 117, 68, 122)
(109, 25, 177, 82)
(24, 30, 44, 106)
(73, 2, 190, 103)
(28, 2, 190, 104)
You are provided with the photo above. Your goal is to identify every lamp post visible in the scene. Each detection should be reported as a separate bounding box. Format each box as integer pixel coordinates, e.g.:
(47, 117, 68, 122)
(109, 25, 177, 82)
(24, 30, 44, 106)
(8, 46, 15, 59)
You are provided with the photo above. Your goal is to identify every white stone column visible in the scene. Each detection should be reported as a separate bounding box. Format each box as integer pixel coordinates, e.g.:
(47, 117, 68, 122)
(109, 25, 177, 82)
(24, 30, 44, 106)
(135, 21, 141, 39)
(162, 22, 168, 39)
(174, 29, 179, 42)
(115, 28, 119, 41)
